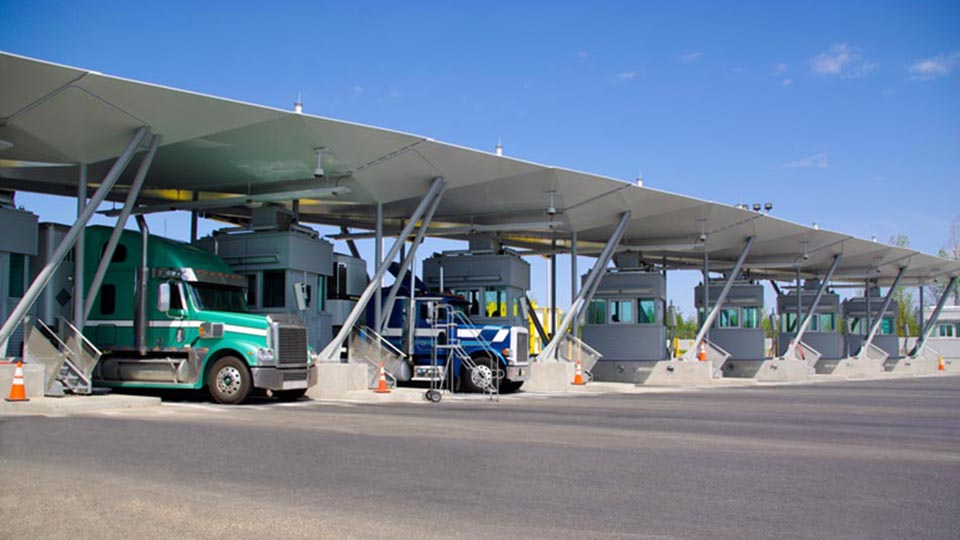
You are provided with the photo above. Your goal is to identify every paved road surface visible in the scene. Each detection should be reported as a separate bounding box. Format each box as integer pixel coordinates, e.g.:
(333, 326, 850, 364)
(2, 376, 959, 539)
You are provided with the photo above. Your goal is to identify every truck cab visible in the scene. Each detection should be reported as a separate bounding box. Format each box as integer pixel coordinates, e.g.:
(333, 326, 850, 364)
(83, 226, 315, 403)
(373, 288, 529, 393)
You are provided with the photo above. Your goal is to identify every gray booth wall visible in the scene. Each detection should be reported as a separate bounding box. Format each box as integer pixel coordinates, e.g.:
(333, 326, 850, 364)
(197, 229, 334, 352)
(842, 296, 901, 359)
(582, 271, 668, 383)
(694, 282, 766, 361)
(0, 206, 38, 357)
(776, 287, 843, 360)
(422, 252, 530, 328)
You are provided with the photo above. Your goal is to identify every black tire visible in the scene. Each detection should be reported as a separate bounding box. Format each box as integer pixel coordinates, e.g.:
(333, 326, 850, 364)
(207, 355, 252, 404)
(424, 389, 442, 403)
(273, 388, 307, 402)
(460, 354, 504, 393)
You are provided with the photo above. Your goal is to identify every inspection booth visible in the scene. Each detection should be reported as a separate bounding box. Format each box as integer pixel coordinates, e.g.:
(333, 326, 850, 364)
(196, 207, 334, 352)
(694, 279, 766, 377)
(923, 305, 960, 360)
(0, 195, 38, 357)
(842, 286, 899, 360)
(776, 279, 843, 360)
(421, 237, 530, 329)
(327, 252, 367, 337)
(582, 261, 668, 384)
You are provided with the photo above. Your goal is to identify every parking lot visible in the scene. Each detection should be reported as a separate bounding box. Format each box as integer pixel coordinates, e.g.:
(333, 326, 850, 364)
(2, 376, 958, 539)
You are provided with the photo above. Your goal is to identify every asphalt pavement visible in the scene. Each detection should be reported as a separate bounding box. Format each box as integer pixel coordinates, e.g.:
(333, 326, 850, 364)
(1, 376, 958, 539)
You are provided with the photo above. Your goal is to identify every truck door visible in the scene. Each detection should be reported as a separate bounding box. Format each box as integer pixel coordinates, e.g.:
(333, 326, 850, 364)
(153, 281, 191, 349)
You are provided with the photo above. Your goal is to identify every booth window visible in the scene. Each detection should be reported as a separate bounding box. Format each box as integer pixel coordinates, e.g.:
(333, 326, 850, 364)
(244, 274, 258, 307)
(484, 288, 506, 317)
(610, 300, 634, 324)
(849, 318, 863, 335)
(807, 314, 819, 332)
(456, 289, 482, 316)
(263, 271, 285, 308)
(718, 308, 740, 328)
(819, 313, 835, 332)
(742, 307, 759, 329)
(8, 253, 25, 297)
(330, 262, 348, 300)
(587, 299, 607, 324)
(879, 318, 894, 335)
(939, 324, 955, 338)
(316, 276, 325, 312)
(782, 313, 799, 332)
(638, 299, 657, 324)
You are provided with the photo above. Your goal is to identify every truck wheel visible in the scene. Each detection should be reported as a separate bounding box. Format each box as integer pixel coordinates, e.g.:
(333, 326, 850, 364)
(207, 356, 252, 404)
(461, 354, 503, 393)
(273, 389, 307, 402)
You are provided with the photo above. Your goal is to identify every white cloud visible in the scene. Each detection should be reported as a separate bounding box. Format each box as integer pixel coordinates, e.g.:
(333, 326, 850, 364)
(680, 52, 703, 63)
(773, 62, 788, 74)
(781, 78, 793, 87)
(577, 50, 589, 59)
(616, 70, 638, 80)
(907, 52, 960, 81)
(810, 44, 877, 79)
(352, 85, 364, 95)
(781, 152, 829, 169)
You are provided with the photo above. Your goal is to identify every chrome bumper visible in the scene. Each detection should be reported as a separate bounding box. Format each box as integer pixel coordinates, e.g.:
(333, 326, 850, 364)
(251, 364, 317, 391)
(506, 364, 530, 381)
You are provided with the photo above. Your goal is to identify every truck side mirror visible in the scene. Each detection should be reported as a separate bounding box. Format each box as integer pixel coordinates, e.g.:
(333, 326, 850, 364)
(158, 283, 171, 313)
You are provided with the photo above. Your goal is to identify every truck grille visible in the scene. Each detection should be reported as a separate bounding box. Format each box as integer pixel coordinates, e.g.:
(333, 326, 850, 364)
(276, 326, 307, 365)
(516, 331, 529, 364)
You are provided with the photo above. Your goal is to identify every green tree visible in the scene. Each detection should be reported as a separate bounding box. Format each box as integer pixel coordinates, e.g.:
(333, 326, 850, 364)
(889, 234, 920, 336)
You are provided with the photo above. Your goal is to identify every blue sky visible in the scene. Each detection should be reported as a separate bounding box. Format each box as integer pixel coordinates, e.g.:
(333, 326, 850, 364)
(2, 1, 958, 315)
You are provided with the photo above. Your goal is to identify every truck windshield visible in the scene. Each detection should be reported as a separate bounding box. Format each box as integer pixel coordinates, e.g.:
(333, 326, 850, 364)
(190, 283, 249, 313)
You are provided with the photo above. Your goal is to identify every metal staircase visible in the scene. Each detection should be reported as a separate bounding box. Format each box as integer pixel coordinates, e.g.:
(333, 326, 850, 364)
(23, 316, 102, 395)
(348, 325, 405, 390)
(429, 305, 501, 401)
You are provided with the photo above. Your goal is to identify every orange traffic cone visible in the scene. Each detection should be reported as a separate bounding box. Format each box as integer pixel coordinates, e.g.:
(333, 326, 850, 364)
(697, 342, 707, 362)
(572, 356, 585, 386)
(5, 361, 29, 402)
(374, 362, 391, 394)
(938, 355, 945, 372)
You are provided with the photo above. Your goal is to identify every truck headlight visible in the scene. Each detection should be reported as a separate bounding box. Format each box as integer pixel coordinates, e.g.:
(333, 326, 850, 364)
(256, 347, 275, 363)
(501, 348, 511, 360)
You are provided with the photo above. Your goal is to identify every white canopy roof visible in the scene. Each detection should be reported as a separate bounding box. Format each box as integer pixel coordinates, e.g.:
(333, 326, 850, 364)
(1, 51, 958, 286)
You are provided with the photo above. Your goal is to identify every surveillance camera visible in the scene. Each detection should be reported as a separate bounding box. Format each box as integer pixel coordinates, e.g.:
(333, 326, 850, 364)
(313, 167, 325, 179)
(803, 253, 809, 260)
(547, 205, 557, 216)
(698, 233, 707, 242)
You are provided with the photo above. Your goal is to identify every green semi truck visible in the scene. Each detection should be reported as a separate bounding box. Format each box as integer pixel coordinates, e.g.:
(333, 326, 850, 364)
(81, 225, 315, 403)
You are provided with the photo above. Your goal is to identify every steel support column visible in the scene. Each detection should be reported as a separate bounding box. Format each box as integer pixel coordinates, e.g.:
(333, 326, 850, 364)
(685, 236, 755, 361)
(910, 276, 957, 357)
(374, 202, 383, 337)
(550, 239, 557, 336)
(0, 126, 149, 349)
(858, 266, 907, 359)
(379, 188, 445, 331)
(134, 215, 150, 354)
(539, 211, 631, 362)
(571, 231, 578, 303)
(189, 191, 199, 243)
(74, 164, 87, 330)
(84, 133, 162, 320)
(319, 177, 445, 362)
(787, 254, 841, 358)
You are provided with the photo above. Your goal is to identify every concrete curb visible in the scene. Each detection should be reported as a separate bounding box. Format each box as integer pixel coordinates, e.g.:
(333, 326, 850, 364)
(0, 394, 161, 416)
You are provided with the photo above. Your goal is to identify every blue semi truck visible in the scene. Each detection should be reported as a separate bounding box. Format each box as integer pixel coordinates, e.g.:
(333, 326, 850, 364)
(369, 287, 530, 393)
